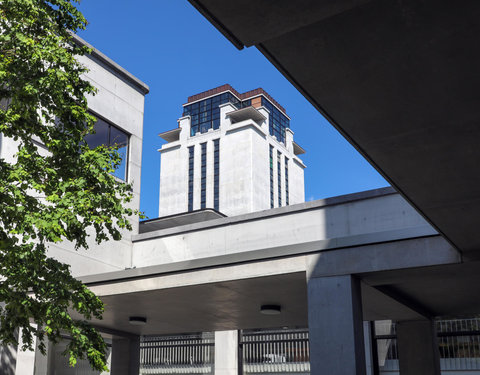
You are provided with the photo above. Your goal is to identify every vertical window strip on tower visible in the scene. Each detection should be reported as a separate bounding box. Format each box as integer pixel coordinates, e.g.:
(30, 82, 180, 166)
(201, 142, 207, 209)
(188, 146, 194, 211)
(261, 97, 290, 144)
(277, 151, 282, 207)
(269, 145, 274, 208)
(213, 139, 220, 211)
(285, 156, 289, 206)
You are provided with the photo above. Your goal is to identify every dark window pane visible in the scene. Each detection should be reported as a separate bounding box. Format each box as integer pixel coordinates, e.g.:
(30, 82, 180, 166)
(85, 119, 109, 149)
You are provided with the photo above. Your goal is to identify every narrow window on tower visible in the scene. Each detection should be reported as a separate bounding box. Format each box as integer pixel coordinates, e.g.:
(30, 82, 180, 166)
(201, 142, 207, 209)
(188, 146, 195, 211)
(213, 139, 220, 211)
(277, 151, 282, 207)
(285, 156, 289, 206)
(269, 145, 274, 208)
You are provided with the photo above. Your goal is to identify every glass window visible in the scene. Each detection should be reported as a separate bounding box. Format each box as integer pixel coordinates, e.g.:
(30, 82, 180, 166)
(277, 151, 282, 207)
(269, 145, 274, 208)
(213, 139, 220, 211)
(184, 92, 289, 141)
(201, 142, 207, 209)
(84, 116, 129, 181)
(261, 97, 290, 144)
(285, 157, 289, 206)
(188, 146, 195, 211)
(183, 92, 244, 137)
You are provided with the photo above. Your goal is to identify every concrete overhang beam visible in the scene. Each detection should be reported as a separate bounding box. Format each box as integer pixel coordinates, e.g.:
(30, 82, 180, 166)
(188, 0, 480, 254)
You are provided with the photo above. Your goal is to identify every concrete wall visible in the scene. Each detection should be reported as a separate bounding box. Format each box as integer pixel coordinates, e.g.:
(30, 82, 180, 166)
(133, 190, 430, 267)
(290, 157, 305, 204)
(44, 52, 147, 277)
(0, 343, 17, 375)
(158, 141, 186, 215)
(0, 41, 147, 279)
(251, 122, 270, 213)
(158, 117, 189, 216)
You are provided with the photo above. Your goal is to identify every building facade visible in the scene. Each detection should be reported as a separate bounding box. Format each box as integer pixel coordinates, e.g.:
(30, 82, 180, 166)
(158, 85, 305, 217)
(0, 35, 149, 375)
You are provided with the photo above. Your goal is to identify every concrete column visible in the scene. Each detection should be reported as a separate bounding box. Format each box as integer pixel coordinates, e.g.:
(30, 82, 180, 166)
(307, 275, 366, 375)
(396, 320, 440, 375)
(214, 330, 238, 375)
(363, 322, 375, 375)
(111, 336, 140, 375)
(14, 328, 36, 375)
(32, 340, 52, 375)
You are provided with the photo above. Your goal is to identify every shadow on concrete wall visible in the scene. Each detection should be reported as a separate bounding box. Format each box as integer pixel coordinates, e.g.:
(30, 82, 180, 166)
(0, 341, 17, 375)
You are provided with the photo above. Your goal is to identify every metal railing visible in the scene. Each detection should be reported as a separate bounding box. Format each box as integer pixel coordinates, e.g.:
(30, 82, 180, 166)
(375, 318, 480, 373)
(138, 318, 480, 375)
(140, 333, 214, 375)
(240, 329, 310, 374)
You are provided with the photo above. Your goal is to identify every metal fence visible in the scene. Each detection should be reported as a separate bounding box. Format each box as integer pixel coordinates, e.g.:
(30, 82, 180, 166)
(240, 329, 310, 374)
(138, 318, 480, 375)
(375, 318, 480, 373)
(140, 333, 214, 375)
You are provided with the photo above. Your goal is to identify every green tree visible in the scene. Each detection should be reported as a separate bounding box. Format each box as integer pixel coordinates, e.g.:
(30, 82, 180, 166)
(0, 0, 139, 370)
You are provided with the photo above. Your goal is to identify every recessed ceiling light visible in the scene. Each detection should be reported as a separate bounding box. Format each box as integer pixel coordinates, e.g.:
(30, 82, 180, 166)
(260, 305, 281, 315)
(129, 316, 147, 325)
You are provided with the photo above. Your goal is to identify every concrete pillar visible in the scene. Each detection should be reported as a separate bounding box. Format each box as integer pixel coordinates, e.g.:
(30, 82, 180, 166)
(307, 275, 366, 375)
(14, 328, 36, 375)
(214, 330, 238, 375)
(32, 339, 51, 375)
(111, 336, 140, 375)
(363, 322, 375, 375)
(396, 320, 440, 375)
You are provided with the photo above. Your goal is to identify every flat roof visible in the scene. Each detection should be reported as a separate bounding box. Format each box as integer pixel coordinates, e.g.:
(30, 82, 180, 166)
(140, 209, 226, 233)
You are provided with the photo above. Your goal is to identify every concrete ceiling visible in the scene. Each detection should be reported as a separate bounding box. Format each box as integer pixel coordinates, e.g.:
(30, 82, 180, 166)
(84, 267, 429, 337)
(87, 273, 309, 336)
(88, 260, 480, 336)
(188, 0, 480, 254)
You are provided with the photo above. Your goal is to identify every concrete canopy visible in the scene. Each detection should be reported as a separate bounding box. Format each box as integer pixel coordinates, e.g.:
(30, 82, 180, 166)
(188, 0, 480, 254)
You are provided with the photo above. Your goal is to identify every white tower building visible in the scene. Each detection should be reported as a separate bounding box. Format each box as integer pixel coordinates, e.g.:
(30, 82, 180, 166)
(158, 84, 306, 217)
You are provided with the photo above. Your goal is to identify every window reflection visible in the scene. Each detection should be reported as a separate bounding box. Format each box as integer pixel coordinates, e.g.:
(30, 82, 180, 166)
(84, 116, 129, 181)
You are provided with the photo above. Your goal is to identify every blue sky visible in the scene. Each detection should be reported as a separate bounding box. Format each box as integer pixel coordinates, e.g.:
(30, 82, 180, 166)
(77, 1, 388, 220)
